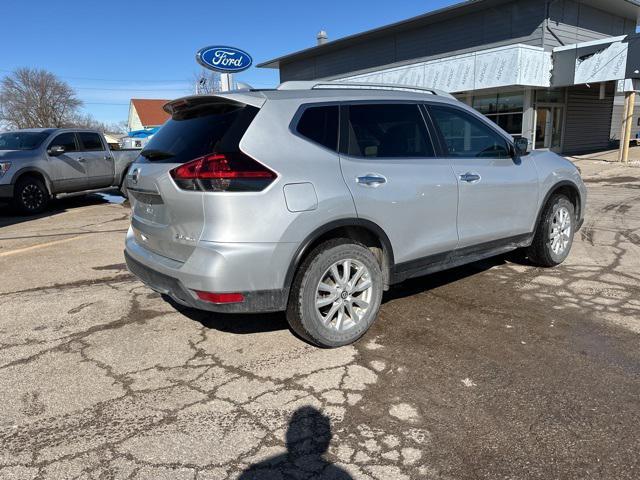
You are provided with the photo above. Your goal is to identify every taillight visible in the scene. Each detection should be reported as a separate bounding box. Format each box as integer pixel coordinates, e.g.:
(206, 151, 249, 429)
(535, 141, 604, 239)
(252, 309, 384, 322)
(170, 153, 276, 192)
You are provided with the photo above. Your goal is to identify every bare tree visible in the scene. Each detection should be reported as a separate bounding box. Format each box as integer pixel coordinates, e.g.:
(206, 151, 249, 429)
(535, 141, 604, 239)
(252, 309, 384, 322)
(193, 70, 221, 95)
(0, 68, 82, 129)
(68, 112, 127, 134)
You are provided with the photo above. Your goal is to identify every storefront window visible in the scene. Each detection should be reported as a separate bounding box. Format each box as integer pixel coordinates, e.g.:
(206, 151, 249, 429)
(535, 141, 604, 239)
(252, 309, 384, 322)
(473, 94, 498, 114)
(472, 90, 524, 135)
(535, 89, 564, 104)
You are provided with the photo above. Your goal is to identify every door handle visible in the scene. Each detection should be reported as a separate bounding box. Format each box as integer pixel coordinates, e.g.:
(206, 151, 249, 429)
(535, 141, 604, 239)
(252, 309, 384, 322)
(459, 172, 481, 183)
(356, 174, 387, 187)
(77, 157, 86, 162)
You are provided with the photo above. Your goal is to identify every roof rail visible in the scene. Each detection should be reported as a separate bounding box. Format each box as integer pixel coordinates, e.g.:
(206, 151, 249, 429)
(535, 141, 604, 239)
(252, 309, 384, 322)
(277, 80, 455, 99)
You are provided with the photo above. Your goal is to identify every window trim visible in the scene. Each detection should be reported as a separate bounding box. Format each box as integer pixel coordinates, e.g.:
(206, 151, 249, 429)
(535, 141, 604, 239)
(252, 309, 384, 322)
(338, 101, 438, 160)
(289, 102, 342, 154)
(47, 132, 80, 153)
(77, 131, 106, 152)
(425, 103, 515, 159)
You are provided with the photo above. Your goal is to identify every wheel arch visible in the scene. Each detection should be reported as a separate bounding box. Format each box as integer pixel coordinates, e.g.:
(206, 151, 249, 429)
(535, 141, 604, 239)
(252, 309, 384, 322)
(535, 180, 582, 233)
(11, 167, 54, 196)
(284, 218, 395, 293)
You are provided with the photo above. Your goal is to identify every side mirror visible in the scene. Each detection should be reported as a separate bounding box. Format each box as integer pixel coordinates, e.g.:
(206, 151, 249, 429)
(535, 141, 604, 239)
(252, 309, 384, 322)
(48, 145, 65, 156)
(514, 137, 529, 157)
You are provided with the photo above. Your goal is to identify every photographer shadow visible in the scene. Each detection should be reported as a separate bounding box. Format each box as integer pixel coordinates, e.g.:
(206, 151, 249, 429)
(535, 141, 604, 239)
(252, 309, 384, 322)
(238, 406, 353, 480)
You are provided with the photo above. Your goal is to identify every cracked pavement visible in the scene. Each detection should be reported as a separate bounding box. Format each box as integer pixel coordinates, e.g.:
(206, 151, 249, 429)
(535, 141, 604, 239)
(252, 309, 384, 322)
(0, 159, 639, 480)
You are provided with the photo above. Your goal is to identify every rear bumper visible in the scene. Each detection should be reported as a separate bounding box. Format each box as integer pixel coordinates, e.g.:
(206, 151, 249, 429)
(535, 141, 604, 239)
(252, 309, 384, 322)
(124, 227, 296, 313)
(125, 251, 287, 313)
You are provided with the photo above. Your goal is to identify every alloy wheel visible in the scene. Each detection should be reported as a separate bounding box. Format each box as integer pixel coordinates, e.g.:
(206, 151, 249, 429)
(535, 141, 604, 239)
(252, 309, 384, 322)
(550, 206, 572, 255)
(21, 184, 44, 211)
(315, 259, 373, 332)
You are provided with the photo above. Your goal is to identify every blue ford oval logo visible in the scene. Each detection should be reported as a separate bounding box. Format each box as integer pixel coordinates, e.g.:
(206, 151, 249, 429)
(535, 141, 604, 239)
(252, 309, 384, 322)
(196, 46, 253, 73)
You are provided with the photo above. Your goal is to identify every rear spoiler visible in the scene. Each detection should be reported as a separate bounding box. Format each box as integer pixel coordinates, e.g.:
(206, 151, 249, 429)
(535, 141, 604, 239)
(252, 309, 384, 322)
(164, 92, 267, 115)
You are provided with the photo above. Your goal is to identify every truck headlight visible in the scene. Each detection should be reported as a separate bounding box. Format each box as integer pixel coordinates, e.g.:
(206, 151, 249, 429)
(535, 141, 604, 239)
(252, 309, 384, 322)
(0, 162, 11, 178)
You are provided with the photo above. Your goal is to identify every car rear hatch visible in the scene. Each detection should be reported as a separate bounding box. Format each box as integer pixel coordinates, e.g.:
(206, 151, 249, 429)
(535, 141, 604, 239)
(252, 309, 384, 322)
(127, 94, 265, 262)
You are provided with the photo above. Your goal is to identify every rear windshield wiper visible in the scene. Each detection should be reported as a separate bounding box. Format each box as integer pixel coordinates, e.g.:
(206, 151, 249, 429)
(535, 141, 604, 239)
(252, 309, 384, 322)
(140, 149, 175, 160)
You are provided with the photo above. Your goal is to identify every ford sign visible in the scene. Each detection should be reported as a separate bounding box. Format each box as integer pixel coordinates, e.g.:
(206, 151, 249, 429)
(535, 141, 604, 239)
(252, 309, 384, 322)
(196, 46, 253, 73)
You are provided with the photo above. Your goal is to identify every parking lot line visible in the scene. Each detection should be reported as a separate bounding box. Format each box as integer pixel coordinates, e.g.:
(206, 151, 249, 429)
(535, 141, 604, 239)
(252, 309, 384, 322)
(0, 235, 85, 257)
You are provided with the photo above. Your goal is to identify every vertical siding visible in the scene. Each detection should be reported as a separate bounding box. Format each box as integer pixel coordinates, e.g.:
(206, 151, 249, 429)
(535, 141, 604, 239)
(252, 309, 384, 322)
(279, 0, 635, 83)
(563, 83, 615, 154)
(545, 0, 635, 49)
(281, 0, 546, 82)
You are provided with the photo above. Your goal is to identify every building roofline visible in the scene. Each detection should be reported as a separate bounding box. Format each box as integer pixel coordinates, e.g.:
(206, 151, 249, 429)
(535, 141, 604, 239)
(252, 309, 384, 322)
(257, 0, 489, 69)
(258, 0, 640, 69)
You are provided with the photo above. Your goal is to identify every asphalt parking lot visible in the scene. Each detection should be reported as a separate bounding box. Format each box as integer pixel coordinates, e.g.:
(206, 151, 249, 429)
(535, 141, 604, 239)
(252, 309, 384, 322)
(1, 158, 639, 480)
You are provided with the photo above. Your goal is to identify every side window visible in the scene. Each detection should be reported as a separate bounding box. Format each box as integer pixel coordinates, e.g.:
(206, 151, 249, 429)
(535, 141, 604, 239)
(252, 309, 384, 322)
(429, 106, 510, 158)
(78, 132, 105, 151)
(345, 104, 434, 158)
(49, 132, 78, 152)
(296, 106, 339, 151)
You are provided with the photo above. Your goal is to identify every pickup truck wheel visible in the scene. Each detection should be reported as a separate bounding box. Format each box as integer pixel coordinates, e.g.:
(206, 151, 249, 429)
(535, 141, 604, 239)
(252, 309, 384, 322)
(13, 176, 49, 214)
(287, 239, 383, 348)
(119, 179, 129, 199)
(527, 194, 575, 267)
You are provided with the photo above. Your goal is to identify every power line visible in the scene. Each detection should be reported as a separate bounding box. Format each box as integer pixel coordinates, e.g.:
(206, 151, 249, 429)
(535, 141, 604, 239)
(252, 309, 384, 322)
(83, 102, 130, 106)
(75, 86, 189, 92)
(0, 68, 188, 84)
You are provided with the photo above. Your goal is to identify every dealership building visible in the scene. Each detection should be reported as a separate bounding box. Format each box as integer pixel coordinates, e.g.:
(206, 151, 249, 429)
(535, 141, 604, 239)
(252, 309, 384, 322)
(259, 0, 640, 154)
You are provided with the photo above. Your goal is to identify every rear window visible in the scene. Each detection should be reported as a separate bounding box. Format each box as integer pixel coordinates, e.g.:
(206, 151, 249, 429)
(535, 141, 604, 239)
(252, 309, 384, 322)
(78, 132, 104, 151)
(296, 105, 339, 151)
(141, 104, 259, 163)
(344, 104, 435, 158)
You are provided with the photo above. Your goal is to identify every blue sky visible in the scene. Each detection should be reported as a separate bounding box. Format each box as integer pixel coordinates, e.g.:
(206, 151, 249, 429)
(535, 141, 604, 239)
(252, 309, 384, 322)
(0, 0, 459, 125)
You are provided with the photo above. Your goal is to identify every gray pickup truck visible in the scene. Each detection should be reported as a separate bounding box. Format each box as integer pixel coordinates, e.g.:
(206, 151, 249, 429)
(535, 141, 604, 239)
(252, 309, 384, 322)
(0, 128, 139, 213)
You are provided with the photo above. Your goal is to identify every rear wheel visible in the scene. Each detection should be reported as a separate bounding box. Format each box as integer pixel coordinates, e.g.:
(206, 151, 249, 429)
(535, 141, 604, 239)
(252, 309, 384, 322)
(119, 170, 129, 199)
(527, 194, 575, 267)
(287, 239, 384, 348)
(12, 176, 49, 214)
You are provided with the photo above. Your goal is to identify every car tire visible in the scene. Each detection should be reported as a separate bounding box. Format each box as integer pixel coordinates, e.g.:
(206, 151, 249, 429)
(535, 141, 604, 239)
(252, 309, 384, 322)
(119, 172, 129, 199)
(12, 176, 49, 214)
(287, 239, 384, 348)
(527, 194, 575, 267)
(119, 179, 129, 199)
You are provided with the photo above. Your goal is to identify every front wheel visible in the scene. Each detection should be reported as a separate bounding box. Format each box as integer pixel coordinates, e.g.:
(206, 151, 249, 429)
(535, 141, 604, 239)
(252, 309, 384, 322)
(12, 176, 49, 214)
(527, 194, 575, 267)
(287, 239, 384, 348)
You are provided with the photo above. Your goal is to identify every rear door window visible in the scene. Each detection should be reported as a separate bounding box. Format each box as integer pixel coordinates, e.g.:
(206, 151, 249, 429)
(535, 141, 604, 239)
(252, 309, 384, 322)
(343, 104, 435, 158)
(429, 105, 511, 158)
(50, 132, 78, 152)
(296, 105, 339, 151)
(78, 132, 105, 151)
(142, 104, 259, 163)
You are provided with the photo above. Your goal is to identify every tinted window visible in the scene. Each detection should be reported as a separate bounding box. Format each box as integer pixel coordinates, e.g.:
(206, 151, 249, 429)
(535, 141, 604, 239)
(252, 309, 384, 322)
(296, 106, 339, 151)
(50, 132, 78, 152)
(0, 132, 48, 150)
(430, 106, 510, 158)
(78, 132, 104, 151)
(346, 104, 434, 158)
(142, 105, 259, 163)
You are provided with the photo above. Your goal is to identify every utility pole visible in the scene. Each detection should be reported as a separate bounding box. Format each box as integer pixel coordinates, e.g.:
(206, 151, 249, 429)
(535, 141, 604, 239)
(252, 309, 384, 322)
(619, 89, 637, 163)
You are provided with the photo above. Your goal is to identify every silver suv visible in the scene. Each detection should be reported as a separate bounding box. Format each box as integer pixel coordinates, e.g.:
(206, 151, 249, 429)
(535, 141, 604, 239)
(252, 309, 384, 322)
(124, 82, 586, 348)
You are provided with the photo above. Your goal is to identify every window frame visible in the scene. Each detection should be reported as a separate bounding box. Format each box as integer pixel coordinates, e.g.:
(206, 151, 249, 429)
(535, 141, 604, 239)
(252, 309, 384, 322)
(290, 102, 342, 153)
(424, 103, 516, 159)
(338, 100, 438, 160)
(48, 132, 79, 153)
(77, 131, 106, 152)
